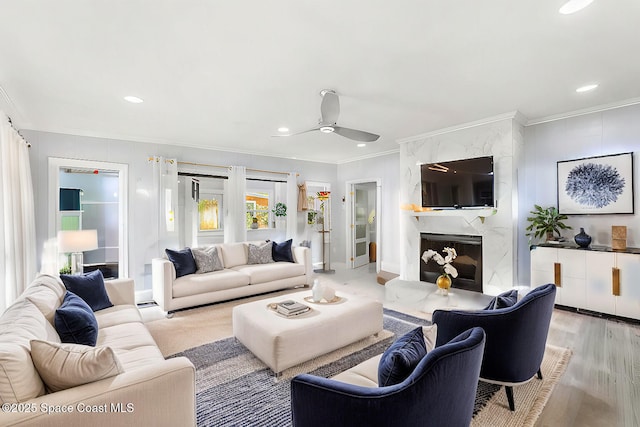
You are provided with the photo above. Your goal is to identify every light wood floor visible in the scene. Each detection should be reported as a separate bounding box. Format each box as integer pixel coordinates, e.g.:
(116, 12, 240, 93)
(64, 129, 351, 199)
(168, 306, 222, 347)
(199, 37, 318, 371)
(141, 265, 640, 426)
(536, 308, 640, 427)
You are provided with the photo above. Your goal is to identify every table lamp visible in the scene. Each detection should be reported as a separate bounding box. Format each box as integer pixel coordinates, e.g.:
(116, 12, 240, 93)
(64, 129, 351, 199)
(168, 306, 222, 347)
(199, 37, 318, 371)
(57, 230, 98, 275)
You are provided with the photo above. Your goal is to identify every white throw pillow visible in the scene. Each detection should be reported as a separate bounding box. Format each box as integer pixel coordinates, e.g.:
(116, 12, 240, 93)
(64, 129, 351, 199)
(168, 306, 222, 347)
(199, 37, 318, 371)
(422, 324, 438, 351)
(30, 340, 124, 392)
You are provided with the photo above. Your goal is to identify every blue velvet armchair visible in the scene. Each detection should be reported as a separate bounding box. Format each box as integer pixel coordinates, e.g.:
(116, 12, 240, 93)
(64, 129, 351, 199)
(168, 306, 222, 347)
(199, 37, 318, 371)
(432, 283, 556, 411)
(290, 327, 486, 427)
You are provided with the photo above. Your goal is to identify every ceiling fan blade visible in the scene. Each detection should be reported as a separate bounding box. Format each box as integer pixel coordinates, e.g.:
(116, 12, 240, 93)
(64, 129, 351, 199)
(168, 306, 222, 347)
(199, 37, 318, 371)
(320, 90, 340, 125)
(333, 126, 380, 142)
(271, 128, 320, 137)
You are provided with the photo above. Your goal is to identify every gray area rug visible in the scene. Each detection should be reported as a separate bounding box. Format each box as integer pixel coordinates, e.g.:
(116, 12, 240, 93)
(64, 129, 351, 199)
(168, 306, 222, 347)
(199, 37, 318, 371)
(171, 308, 499, 426)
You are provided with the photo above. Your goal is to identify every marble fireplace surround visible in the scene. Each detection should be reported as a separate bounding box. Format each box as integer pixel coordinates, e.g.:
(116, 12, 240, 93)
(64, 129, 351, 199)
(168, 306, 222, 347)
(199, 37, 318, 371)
(398, 113, 525, 296)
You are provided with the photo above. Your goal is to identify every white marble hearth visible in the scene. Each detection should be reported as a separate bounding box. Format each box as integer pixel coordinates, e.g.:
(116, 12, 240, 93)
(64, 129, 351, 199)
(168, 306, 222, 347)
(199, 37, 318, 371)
(385, 279, 493, 319)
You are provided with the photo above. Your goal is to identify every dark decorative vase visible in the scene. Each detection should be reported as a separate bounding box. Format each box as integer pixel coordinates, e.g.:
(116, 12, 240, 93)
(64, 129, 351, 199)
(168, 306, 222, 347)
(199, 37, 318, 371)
(574, 228, 592, 248)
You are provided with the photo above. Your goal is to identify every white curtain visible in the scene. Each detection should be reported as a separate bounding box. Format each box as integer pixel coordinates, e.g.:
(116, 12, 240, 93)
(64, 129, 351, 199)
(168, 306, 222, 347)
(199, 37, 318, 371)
(150, 156, 179, 254)
(0, 112, 37, 311)
(286, 173, 298, 240)
(224, 166, 247, 243)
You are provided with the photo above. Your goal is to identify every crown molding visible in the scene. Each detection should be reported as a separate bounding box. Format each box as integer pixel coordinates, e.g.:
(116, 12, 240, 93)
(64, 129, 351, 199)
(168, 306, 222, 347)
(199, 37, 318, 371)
(396, 111, 522, 144)
(525, 97, 640, 126)
(336, 148, 400, 165)
(0, 84, 23, 122)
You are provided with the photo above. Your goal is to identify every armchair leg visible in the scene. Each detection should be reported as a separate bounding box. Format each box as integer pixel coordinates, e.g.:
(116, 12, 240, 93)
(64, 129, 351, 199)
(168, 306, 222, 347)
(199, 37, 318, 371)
(537, 369, 543, 380)
(505, 386, 515, 411)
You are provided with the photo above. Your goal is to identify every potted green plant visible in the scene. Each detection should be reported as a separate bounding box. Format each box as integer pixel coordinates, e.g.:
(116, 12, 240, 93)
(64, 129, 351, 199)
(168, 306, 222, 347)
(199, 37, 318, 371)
(272, 202, 287, 217)
(525, 205, 571, 242)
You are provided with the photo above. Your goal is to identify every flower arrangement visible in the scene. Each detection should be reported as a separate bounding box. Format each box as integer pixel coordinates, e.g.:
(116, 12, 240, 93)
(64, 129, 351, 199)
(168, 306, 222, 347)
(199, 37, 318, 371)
(317, 191, 330, 200)
(421, 247, 459, 279)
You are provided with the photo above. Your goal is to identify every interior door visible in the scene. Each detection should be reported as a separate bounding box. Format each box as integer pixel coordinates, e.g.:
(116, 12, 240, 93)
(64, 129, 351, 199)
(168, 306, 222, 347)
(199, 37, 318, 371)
(352, 187, 369, 268)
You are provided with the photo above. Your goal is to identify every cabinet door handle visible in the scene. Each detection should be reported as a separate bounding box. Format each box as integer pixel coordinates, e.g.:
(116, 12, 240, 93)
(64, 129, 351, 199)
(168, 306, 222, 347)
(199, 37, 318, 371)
(554, 263, 562, 287)
(612, 267, 620, 296)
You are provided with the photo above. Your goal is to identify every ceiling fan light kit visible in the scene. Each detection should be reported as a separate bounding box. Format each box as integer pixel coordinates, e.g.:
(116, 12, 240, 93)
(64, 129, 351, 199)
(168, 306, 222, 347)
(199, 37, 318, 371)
(559, 0, 594, 15)
(272, 89, 380, 142)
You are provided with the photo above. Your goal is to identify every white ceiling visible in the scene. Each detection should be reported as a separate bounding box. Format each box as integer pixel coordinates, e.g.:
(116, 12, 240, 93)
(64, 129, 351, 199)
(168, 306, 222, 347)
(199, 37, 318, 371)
(1, 1, 639, 164)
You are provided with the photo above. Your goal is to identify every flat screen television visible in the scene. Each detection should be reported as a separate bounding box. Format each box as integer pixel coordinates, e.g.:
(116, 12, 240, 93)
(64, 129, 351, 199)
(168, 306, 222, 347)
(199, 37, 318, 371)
(421, 156, 494, 209)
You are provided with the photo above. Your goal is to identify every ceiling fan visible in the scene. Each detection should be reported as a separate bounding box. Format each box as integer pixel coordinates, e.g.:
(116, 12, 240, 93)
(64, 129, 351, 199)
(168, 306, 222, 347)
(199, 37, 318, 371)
(274, 89, 380, 142)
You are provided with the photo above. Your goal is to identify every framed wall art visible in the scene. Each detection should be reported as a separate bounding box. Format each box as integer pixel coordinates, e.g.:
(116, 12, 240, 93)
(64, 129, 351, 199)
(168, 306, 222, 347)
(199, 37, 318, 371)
(557, 152, 634, 215)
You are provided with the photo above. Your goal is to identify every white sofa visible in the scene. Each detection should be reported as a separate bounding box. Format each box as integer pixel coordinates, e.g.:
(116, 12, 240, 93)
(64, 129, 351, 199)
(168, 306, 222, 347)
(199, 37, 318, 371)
(0, 274, 195, 427)
(152, 241, 312, 313)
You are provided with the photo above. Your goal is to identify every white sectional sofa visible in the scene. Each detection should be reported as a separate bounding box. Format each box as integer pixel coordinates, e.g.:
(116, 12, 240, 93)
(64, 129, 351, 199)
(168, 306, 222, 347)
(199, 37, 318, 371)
(152, 241, 312, 313)
(0, 274, 195, 427)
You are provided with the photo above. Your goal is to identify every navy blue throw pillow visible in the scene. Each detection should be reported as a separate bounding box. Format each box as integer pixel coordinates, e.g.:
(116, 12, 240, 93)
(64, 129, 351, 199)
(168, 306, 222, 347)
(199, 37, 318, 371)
(272, 239, 294, 263)
(165, 248, 197, 278)
(60, 269, 113, 312)
(378, 327, 427, 386)
(484, 289, 519, 310)
(54, 291, 99, 346)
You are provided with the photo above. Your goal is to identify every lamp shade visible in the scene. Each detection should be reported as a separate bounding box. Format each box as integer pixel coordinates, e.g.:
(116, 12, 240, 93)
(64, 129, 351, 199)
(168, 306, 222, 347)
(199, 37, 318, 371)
(57, 230, 98, 253)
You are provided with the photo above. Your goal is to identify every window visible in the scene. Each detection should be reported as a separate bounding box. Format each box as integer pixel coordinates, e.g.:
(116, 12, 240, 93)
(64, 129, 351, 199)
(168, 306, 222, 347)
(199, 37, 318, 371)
(246, 192, 270, 229)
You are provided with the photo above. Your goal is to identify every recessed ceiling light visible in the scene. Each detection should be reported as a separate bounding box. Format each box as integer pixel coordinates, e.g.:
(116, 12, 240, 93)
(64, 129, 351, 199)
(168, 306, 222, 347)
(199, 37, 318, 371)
(124, 96, 144, 103)
(277, 127, 289, 133)
(559, 0, 594, 15)
(357, 143, 366, 148)
(576, 84, 598, 93)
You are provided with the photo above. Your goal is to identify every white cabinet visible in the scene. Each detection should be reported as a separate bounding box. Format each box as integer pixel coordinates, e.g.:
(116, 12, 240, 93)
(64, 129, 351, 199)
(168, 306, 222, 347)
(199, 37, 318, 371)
(530, 247, 586, 308)
(615, 253, 640, 319)
(530, 246, 640, 320)
(585, 252, 616, 315)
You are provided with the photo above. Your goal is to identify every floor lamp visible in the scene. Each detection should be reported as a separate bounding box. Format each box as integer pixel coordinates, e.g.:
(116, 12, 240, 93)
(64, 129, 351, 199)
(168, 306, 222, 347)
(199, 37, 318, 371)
(57, 230, 98, 275)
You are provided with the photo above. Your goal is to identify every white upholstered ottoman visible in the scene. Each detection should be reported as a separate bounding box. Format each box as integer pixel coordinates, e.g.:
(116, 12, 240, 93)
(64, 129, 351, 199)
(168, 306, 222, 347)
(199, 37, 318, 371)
(232, 292, 383, 373)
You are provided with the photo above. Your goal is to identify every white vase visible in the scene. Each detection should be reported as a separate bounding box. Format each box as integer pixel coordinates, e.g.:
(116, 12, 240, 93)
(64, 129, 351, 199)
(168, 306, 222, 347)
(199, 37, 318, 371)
(312, 279, 324, 302)
(322, 286, 336, 302)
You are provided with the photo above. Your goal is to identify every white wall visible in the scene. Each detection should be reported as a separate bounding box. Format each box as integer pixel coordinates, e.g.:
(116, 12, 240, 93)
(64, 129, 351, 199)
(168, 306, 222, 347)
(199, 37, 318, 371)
(520, 103, 640, 285)
(25, 130, 336, 295)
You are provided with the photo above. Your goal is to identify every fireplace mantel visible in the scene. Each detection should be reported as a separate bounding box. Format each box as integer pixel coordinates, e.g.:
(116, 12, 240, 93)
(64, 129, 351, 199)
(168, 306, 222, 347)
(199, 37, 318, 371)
(407, 208, 497, 224)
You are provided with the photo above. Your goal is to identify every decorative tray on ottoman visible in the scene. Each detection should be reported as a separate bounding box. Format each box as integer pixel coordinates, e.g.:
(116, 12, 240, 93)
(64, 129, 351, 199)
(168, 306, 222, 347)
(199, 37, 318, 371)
(303, 296, 346, 305)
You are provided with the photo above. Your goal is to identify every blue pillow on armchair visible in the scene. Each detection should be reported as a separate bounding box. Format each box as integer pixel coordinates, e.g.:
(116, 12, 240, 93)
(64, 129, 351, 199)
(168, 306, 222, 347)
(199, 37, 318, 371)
(54, 291, 99, 346)
(60, 269, 113, 312)
(165, 248, 197, 278)
(378, 326, 427, 386)
(483, 289, 518, 310)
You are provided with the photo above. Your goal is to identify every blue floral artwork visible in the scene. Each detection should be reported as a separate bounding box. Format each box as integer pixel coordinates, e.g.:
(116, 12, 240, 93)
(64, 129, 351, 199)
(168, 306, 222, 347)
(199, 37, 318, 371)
(557, 152, 634, 215)
(565, 162, 625, 208)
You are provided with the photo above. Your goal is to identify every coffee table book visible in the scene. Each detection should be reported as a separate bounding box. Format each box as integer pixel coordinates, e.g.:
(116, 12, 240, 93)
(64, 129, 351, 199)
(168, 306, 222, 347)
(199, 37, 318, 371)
(276, 300, 310, 316)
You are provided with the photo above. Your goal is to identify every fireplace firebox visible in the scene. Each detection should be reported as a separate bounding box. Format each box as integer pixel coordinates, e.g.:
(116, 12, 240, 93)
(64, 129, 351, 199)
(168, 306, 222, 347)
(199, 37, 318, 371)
(420, 233, 483, 293)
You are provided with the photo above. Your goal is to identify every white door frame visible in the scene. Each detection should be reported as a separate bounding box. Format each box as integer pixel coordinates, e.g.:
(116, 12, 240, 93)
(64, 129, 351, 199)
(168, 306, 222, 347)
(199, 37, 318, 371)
(345, 178, 381, 272)
(48, 157, 129, 278)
